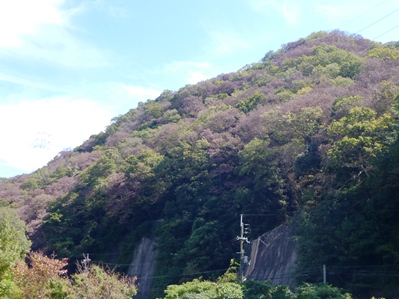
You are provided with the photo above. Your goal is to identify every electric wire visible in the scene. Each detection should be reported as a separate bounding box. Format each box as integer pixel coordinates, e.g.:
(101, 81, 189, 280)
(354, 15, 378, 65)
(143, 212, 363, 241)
(356, 7, 399, 34)
(339, 0, 392, 28)
(373, 23, 399, 40)
(333, 0, 399, 41)
(87, 258, 399, 281)
(47, 9, 399, 283)
(85, 204, 399, 259)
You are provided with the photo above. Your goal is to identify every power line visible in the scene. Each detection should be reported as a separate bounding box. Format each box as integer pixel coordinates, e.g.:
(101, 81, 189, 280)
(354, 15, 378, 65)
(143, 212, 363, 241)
(373, 24, 399, 40)
(356, 7, 399, 34)
(89, 260, 229, 279)
(339, 0, 392, 28)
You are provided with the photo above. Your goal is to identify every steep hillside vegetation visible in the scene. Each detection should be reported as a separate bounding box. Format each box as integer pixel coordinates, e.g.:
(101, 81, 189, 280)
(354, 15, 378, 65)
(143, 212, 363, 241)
(1, 30, 399, 298)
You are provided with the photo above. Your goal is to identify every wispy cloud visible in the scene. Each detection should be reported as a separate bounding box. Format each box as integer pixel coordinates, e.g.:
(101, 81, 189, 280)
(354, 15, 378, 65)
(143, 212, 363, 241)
(281, 3, 300, 25)
(207, 31, 254, 55)
(0, 0, 67, 48)
(0, 72, 61, 93)
(187, 71, 210, 84)
(115, 84, 161, 102)
(314, 1, 399, 38)
(0, 97, 114, 173)
(316, 4, 348, 18)
(315, 1, 372, 23)
(250, 0, 301, 25)
(164, 61, 211, 73)
(1, 27, 110, 70)
(162, 61, 213, 85)
(0, 0, 110, 69)
(88, 0, 128, 18)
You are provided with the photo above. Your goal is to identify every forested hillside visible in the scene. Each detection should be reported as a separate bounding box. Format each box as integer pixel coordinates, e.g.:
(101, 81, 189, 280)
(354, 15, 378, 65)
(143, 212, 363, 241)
(2, 30, 399, 298)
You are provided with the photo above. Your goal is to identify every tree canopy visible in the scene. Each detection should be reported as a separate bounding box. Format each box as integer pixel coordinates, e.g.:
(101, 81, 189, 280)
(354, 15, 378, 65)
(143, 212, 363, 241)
(1, 30, 399, 298)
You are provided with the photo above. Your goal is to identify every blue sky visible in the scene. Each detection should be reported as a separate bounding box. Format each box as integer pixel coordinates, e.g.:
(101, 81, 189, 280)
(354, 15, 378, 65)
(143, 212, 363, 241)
(1, 0, 399, 178)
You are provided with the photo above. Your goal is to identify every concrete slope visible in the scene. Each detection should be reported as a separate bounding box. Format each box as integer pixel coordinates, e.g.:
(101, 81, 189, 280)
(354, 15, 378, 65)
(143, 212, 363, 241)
(244, 224, 297, 289)
(128, 238, 158, 299)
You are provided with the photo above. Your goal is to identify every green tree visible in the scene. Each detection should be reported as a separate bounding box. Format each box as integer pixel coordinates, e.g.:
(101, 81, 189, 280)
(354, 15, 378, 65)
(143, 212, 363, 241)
(161, 279, 243, 299)
(10, 252, 136, 299)
(0, 208, 31, 278)
(332, 95, 362, 116)
(280, 107, 324, 145)
(235, 92, 265, 114)
(79, 149, 121, 189)
(311, 44, 363, 79)
(238, 137, 289, 199)
(368, 47, 399, 61)
(12, 252, 70, 299)
(295, 283, 352, 299)
(242, 280, 294, 299)
(69, 264, 136, 299)
(327, 106, 394, 179)
(0, 207, 31, 297)
(145, 102, 165, 119)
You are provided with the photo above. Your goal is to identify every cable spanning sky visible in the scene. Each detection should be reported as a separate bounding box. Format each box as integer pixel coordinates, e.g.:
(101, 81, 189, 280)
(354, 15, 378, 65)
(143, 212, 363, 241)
(0, 0, 398, 178)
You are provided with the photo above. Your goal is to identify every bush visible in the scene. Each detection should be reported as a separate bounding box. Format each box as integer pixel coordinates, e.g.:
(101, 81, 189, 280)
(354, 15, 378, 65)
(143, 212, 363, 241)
(295, 283, 352, 299)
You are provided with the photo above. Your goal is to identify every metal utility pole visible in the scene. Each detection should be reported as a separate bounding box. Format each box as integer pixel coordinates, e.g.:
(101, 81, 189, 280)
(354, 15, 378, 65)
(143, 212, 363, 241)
(237, 214, 250, 282)
(323, 264, 326, 284)
(82, 253, 91, 272)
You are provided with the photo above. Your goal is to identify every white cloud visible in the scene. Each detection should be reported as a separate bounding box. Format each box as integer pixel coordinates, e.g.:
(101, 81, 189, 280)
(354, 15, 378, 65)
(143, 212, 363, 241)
(0, 23, 111, 70)
(117, 84, 161, 101)
(162, 61, 213, 84)
(164, 61, 211, 73)
(314, 1, 399, 41)
(89, 0, 127, 18)
(208, 31, 253, 55)
(0, 0, 66, 48)
(250, 0, 274, 12)
(281, 3, 300, 25)
(0, 97, 113, 173)
(105, 83, 162, 110)
(250, 0, 301, 25)
(24, 28, 110, 69)
(187, 71, 209, 84)
(315, 2, 372, 22)
(0, 72, 59, 93)
(316, 4, 347, 18)
(0, 0, 109, 69)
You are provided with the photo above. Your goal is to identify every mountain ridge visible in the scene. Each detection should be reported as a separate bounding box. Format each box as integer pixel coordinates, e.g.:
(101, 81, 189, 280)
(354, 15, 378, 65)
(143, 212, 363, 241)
(1, 30, 399, 298)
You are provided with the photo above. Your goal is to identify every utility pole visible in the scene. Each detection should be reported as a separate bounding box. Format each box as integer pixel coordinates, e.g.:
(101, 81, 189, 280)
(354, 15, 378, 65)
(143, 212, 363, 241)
(237, 214, 250, 282)
(323, 264, 326, 284)
(82, 253, 91, 272)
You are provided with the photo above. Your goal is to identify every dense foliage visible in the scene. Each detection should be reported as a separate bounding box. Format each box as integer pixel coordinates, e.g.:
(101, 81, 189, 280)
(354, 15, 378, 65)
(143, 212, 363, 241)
(158, 268, 352, 299)
(1, 30, 399, 298)
(10, 253, 136, 299)
(0, 209, 136, 298)
(0, 207, 31, 297)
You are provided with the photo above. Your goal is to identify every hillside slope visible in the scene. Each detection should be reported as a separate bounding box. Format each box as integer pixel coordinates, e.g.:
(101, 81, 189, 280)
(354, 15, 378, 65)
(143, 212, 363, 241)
(1, 30, 399, 298)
